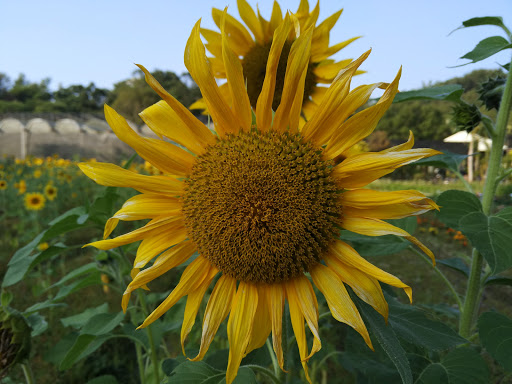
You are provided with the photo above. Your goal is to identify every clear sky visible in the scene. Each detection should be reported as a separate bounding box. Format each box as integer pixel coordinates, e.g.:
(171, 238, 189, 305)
(1, 0, 511, 92)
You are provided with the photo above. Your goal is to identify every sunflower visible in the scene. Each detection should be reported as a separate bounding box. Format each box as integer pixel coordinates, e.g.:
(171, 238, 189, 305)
(0, 180, 7, 190)
(44, 184, 58, 201)
(24, 192, 45, 211)
(80, 15, 439, 384)
(191, 0, 362, 122)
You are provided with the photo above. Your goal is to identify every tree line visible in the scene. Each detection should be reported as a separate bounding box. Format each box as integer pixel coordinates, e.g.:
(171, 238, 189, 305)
(0, 68, 504, 139)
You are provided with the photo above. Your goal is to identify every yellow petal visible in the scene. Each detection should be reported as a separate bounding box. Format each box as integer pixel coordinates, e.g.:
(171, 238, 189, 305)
(313, 59, 352, 82)
(381, 130, 414, 152)
(269, 1, 283, 35)
(287, 283, 312, 384)
(200, 28, 223, 57)
(237, 0, 264, 43)
(138, 256, 216, 329)
(332, 147, 441, 189)
(286, 276, 321, 360)
(272, 25, 314, 133)
(78, 162, 184, 195)
(324, 69, 401, 159)
(310, 263, 373, 349)
(310, 85, 328, 104)
(312, 36, 361, 62)
(122, 240, 197, 312)
(185, 20, 240, 137)
(301, 50, 370, 145)
(316, 8, 343, 33)
(103, 218, 119, 239)
(221, 13, 252, 132)
(139, 100, 209, 155)
(191, 275, 237, 362)
(226, 282, 258, 384)
(342, 189, 439, 219)
(136, 64, 216, 148)
(212, 8, 253, 55)
(110, 193, 182, 221)
(133, 220, 187, 268)
(85, 216, 181, 251)
(330, 240, 412, 302)
(324, 255, 388, 320)
(268, 283, 285, 370)
(246, 285, 272, 355)
(341, 216, 435, 264)
(181, 267, 218, 355)
(256, 13, 292, 132)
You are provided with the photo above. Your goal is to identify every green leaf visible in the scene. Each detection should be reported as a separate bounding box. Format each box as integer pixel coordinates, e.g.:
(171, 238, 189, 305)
(459, 212, 512, 273)
(61, 303, 109, 329)
(415, 363, 449, 384)
(495, 206, 512, 222)
(59, 312, 124, 370)
(440, 347, 489, 384)
(49, 262, 99, 289)
(458, 16, 508, 33)
(484, 276, 512, 287)
(52, 272, 102, 301)
(356, 298, 413, 384)
(393, 85, 463, 103)
(436, 258, 470, 276)
(60, 334, 96, 370)
(165, 361, 221, 384)
(387, 298, 465, 351)
(412, 152, 467, 173)
(436, 190, 482, 230)
(26, 312, 48, 337)
(478, 312, 512, 372)
(458, 36, 512, 65)
(1, 290, 13, 307)
(81, 312, 125, 336)
(86, 375, 118, 384)
(2, 244, 68, 287)
(162, 358, 185, 376)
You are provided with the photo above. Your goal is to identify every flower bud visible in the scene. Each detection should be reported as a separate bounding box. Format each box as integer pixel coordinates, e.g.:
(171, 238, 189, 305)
(0, 307, 31, 378)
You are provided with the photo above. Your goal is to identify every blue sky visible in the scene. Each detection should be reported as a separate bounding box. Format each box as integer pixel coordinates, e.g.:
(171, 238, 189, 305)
(1, 0, 511, 92)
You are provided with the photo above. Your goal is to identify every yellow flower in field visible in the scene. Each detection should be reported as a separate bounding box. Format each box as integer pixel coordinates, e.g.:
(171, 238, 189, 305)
(44, 184, 58, 201)
(192, 0, 362, 122)
(80, 17, 439, 384)
(24, 192, 45, 211)
(15, 180, 26, 195)
(37, 242, 49, 251)
(0, 180, 7, 190)
(33, 169, 42, 179)
(33, 158, 44, 166)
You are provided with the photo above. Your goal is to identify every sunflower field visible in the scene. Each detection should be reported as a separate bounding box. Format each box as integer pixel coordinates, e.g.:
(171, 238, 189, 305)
(1, 2, 512, 384)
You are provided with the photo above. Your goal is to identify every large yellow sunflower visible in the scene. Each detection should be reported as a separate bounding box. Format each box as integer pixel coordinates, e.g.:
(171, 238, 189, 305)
(80, 15, 439, 384)
(191, 0, 361, 122)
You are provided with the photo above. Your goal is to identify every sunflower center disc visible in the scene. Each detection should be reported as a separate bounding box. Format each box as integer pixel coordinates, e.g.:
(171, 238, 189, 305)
(242, 40, 317, 110)
(183, 130, 342, 283)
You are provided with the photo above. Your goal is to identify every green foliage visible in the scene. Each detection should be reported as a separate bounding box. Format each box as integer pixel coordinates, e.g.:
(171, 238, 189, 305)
(478, 312, 512, 372)
(458, 36, 512, 66)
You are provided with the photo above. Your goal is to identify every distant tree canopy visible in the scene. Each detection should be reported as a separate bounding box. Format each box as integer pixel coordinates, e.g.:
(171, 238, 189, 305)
(0, 68, 505, 139)
(375, 68, 505, 141)
(0, 70, 201, 121)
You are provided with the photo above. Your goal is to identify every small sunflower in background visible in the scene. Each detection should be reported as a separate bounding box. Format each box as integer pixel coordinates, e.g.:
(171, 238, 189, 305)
(15, 180, 26, 195)
(80, 14, 439, 384)
(24, 192, 45, 211)
(192, 0, 362, 123)
(0, 180, 7, 190)
(37, 242, 49, 252)
(44, 184, 58, 201)
(32, 169, 42, 179)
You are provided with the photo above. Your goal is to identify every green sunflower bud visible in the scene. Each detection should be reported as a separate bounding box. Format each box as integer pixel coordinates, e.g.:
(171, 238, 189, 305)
(478, 77, 505, 111)
(452, 101, 482, 132)
(0, 307, 31, 378)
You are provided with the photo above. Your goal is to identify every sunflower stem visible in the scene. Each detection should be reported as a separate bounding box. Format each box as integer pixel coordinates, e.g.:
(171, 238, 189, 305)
(137, 291, 160, 384)
(21, 362, 35, 384)
(407, 246, 463, 310)
(266, 338, 280, 378)
(244, 364, 281, 384)
(459, 51, 512, 338)
(135, 341, 146, 384)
